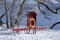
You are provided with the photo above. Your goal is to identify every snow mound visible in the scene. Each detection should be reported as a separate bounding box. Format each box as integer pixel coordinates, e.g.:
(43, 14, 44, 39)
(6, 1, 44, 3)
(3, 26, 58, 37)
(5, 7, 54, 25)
(12, 30, 60, 40)
(0, 29, 60, 40)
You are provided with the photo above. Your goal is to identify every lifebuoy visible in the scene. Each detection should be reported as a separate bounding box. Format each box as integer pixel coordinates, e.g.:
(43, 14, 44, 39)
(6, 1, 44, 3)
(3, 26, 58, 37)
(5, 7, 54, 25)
(30, 18, 36, 28)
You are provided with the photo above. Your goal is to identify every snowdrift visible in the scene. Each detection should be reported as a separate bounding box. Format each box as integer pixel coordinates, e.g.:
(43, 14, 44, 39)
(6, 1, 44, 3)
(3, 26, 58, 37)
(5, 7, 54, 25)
(0, 30, 60, 40)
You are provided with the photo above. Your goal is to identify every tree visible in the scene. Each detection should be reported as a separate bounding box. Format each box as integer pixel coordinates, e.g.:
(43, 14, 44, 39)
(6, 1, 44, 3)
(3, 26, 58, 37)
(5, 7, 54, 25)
(16, 0, 26, 27)
(0, 0, 16, 28)
(10, 0, 15, 28)
(4, 0, 9, 28)
(0, 2, 12, 19)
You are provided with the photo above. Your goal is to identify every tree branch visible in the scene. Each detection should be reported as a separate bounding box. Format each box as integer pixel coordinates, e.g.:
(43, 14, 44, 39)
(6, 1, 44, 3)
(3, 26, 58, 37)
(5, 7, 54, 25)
(35, 0, 60, 14)
(38, 2, 50, 20)
(16, 0, 26, 26)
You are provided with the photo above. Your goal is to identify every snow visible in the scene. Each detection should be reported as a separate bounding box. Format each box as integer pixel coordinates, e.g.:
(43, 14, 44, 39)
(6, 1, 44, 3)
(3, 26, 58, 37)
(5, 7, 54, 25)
(12, 30, 60, 40)
(0, 29, 60, 40)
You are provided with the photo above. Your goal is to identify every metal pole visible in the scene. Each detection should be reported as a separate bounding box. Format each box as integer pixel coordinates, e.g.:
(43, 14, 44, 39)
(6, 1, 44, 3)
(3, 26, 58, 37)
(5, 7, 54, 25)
(4, 0, 9, 28)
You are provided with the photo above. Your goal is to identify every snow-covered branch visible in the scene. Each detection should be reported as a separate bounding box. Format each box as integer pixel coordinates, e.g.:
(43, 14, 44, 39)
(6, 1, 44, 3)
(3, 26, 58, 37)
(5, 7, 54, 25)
(35, 0, 60, 20)
(35, 0, 60, 14)
(38, 4, 50, 20)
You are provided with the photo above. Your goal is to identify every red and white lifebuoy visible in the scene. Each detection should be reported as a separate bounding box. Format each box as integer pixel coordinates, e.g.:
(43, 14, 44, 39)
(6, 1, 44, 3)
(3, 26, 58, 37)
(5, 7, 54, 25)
(30, 18, 36, 28)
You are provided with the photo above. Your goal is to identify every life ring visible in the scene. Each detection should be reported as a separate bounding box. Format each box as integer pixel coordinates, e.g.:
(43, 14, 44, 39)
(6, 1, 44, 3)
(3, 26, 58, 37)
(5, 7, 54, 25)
(30, 18, 36, 28)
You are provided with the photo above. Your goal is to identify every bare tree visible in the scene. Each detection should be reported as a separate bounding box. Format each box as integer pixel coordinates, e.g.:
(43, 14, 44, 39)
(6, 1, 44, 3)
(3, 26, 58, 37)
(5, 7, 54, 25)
(10, 0, 15, 28)
(0, 5, 11, 19)
(0, 0, 16, 28)
(4, 0, 9, 28)
(16, 0, 26, 27)
(0, 0, 26, 28)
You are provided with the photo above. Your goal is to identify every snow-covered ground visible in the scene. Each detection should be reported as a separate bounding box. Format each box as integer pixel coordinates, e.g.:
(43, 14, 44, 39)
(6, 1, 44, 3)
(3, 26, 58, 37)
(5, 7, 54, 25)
(0, 29, 60, 40)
